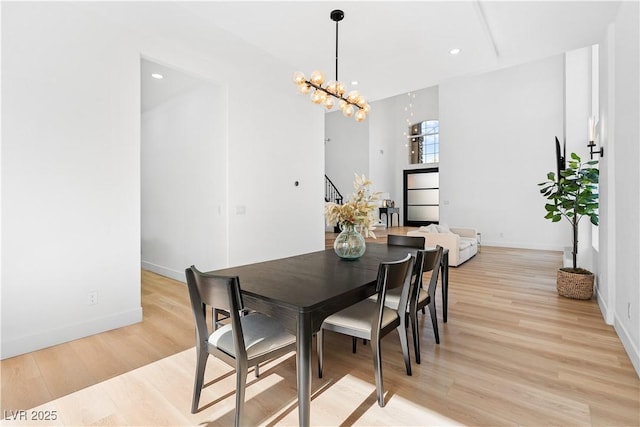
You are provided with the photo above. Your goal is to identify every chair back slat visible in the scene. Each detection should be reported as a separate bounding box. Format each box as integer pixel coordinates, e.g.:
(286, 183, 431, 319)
(387, 234, 425, 249)
(422, 246, 443, 297)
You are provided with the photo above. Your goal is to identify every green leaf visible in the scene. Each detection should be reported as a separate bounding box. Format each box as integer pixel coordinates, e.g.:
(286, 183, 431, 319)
(571, 152, 580, 161)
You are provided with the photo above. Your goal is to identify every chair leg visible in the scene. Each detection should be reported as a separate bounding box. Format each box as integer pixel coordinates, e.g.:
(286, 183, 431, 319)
(317, 329, 324, 378)
(254, 363, 260, 378)
(235, 361, 248, 427)
(352, 336, 357, 353)
(410, 308, 421, 364)
(191, 347, 209, 414)
(370, 337, 385, 407)
(429, 302, 440, 344)
(396, 324, 412, 376)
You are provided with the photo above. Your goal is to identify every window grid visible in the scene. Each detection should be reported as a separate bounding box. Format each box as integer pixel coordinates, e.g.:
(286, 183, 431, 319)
(408, 120, 439, 164)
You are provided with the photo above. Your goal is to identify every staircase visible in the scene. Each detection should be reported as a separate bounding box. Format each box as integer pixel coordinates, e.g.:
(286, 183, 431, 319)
(325, 175, 343, 205)
(325, 175, 343, 232)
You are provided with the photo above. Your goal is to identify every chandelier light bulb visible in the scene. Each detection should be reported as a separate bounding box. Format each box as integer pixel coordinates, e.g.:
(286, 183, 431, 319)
(325, 81, 337, 94)
(310, 90, 324, 104)
(356, 96, 367, 108)
(343, 104, 355, 117)
(298, 83, 311, 94)
(324, 96, 335, 110)
(335, 82, 346, 96)
(310, 70, 325, 86)
(346, 90, 359, 104)
(355, 109, 366, 122)
(362, 103, 371, 114)
(293, 71, 306, 85)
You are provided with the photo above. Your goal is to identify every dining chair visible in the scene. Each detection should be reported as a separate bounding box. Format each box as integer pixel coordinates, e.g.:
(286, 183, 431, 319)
(317, 254, 414, 407)
(386, 246, 443, 364)
(185, 266, 296, 426)
(352, 234, 428, 354)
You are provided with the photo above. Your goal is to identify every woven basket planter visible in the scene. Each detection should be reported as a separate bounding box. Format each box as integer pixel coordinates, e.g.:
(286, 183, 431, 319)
(557, 268, 594, 299)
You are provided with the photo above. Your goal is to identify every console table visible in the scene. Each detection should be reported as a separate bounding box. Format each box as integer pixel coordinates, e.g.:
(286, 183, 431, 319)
(379, 207, 400, 227)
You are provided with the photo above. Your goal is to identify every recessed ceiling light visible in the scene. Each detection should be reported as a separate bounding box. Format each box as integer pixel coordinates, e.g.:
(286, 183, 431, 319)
(449, 48, 461, 55)
(351, 81, 359, 85)
(151, 73, 164, 79)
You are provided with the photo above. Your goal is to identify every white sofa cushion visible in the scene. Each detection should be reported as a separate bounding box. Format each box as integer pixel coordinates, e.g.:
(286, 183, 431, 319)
(407, 226, 478, 267)
(436, 223, 450, 233)
(459, 237, 477, 251)
(418, 224, 439, 233)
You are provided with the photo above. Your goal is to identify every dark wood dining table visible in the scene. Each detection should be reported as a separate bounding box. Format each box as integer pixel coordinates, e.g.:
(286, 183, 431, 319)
(208, 242, 449, 426)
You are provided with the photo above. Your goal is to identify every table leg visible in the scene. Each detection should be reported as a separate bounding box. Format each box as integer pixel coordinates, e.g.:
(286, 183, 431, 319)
(441, 252, 449, 323)
(296, 313, 312, 427)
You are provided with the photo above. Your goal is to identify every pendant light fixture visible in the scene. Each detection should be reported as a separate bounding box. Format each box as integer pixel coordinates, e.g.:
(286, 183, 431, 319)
(293, 9, 370, 122)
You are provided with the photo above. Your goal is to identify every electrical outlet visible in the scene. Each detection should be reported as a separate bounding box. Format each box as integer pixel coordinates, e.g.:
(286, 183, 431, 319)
(88, 291, 98, 306)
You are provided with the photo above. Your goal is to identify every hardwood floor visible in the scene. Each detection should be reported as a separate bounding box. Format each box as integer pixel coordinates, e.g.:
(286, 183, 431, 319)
(2, 228, 638, 425)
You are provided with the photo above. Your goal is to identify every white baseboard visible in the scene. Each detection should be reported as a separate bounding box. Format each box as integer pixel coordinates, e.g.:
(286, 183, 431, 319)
(595, 284, 614, 324)
(481, 240, 564, 252)
(1, 308, 142, 360)
(141, 261, 186, 283)
(614, 314, 640, 378)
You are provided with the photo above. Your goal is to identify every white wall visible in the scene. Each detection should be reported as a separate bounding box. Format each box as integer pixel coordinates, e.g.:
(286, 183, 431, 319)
(1, 2, 324, 358)
(597, 22, 615, 327)
(141, 83, 228, 281)
(367, 86, 440, 223)
(324, 111, 370, 201)
(439, 56, 566, 249)
(2, 3, 143, 358)
(607, 0, 639, 375)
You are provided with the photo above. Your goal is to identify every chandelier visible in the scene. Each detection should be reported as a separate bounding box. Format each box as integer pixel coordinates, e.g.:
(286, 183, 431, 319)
(293, 9, 370, 122)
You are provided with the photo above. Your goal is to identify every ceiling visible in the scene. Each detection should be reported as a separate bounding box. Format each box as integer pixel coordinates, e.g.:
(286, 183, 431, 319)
(105, 1, 621, 110)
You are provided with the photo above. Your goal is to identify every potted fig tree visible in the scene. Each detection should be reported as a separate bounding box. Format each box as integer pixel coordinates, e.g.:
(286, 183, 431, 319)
(538, 152, 599, 299)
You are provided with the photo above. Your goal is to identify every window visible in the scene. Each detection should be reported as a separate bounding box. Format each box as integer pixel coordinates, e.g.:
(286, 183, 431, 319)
(408, 120, 439, 164)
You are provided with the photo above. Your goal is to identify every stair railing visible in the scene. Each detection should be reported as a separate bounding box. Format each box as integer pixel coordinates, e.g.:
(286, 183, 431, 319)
(325, 175, 344, 205)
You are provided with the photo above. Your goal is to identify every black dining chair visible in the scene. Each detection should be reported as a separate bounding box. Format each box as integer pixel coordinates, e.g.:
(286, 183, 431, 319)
(386, 236, 443, 359)
(185, 266, 296, 426)
(410, 246, 443, 359)
(317, 254, 414, 407)
(385, 246, 443, 363)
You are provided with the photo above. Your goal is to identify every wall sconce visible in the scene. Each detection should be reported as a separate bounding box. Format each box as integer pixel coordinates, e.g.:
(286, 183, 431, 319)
(588, 116, 604, 159)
